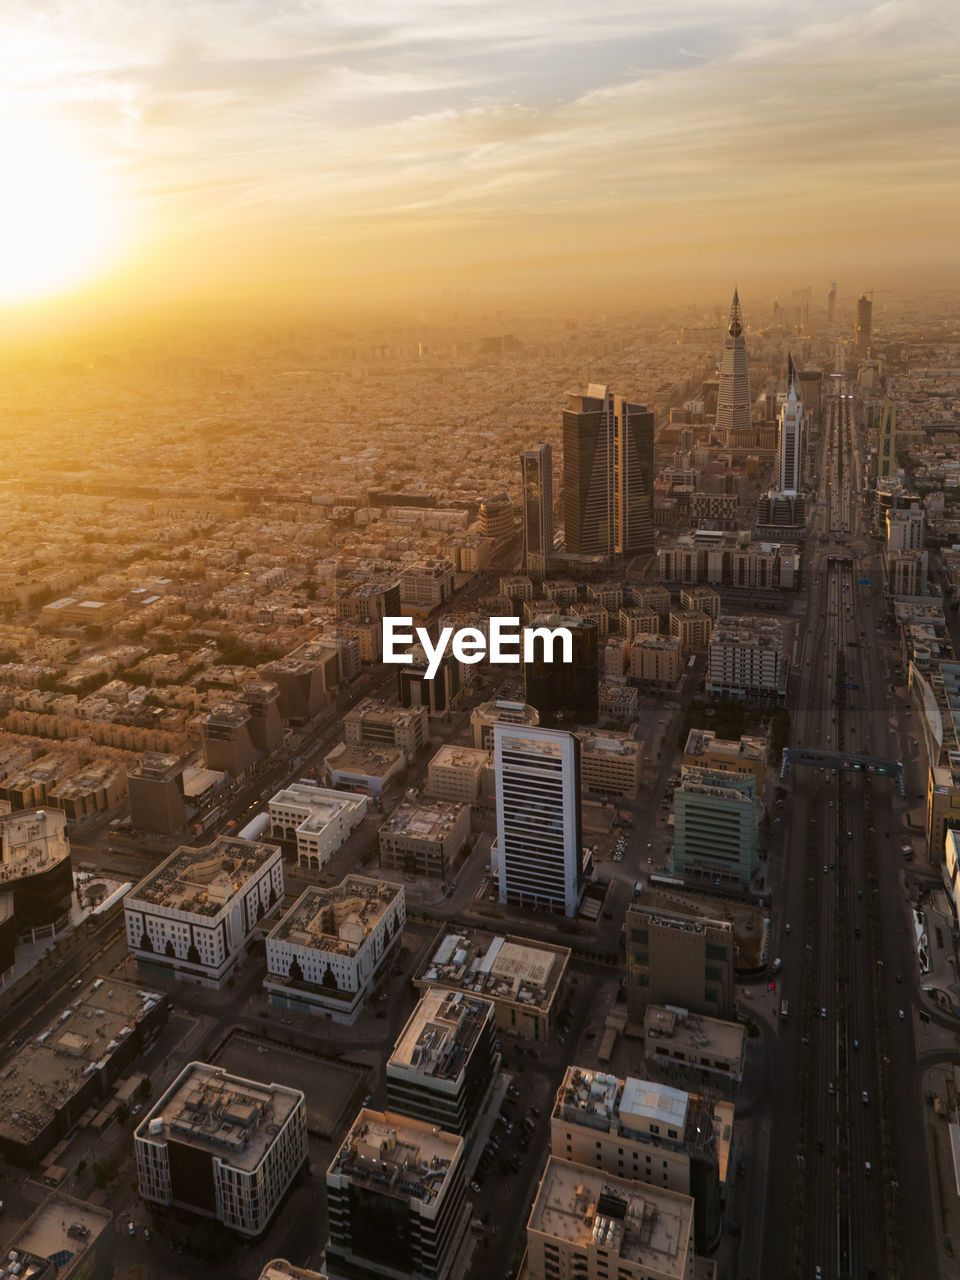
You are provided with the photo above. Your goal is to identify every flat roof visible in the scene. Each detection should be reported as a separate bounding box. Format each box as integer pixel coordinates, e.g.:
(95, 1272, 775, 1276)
(428, 745, 491, 771)
(389, 989, 493, 1082)
(259, 1263, 327, 1280)
(128, 837, 279, 917)
(0, 807, 70, 885)
(0, 978, 164, 1147)
(528, 1157, 693, 1275)
(620, 1078, 689, 1131)
(380, 799, 468, 841)
(644, 1005, 745, 1064)
(417, 929, 569, 1014)
(329, 1109, 462, 1208)
(270, 781, 363, 829)
(269, 878, 402, 956)
(11, 1193, 113, 1269)
(136, 1063, 303, 1173)
(324, 742, 404, 776)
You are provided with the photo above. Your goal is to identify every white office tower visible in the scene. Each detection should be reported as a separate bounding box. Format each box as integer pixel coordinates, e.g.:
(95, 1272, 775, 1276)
(494, 723, 582, 917)
(777, 383, 805, 496)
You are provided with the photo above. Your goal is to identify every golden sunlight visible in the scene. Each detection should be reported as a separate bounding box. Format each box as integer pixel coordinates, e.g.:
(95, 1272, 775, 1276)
(0, 125, 122, 304)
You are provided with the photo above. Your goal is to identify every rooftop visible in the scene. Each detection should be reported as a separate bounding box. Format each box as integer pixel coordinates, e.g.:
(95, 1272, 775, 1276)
(576, 730, 641, 759)
(346, 697, 426, 725)
(128, 837, 280, 917)
(528, 1157, 693, 1275)
(417, 929, 569, 1013)
(0, 806, 70, 885)
(684, 728, 767, 763)
(380, 799, 468, 841)
(428, 745, 491, 771)
(644, 1005, 745, 1064)
(269, 878, 402, 956)
(390, 989, 493, 1082)
(328, 1109, 462, 1208)
(269, 781, 364, 829)
(0, 978, 164, 1147)
(136, 1063, 303, 1173)
(324, 741, 405, 777)
(10, 1193, 113, 1275)
(128, 752, 183, 782)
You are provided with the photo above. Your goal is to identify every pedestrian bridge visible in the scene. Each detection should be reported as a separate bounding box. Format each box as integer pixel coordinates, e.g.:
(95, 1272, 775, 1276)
(780, 747, 904, 797)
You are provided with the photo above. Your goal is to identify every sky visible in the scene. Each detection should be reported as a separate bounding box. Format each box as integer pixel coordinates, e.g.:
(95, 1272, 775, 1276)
(1, 0, 958, 315)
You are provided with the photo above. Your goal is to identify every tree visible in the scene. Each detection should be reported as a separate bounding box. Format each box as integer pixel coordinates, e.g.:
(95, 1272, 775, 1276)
(92, 1157, 117, 1188)
(138, 1076, 152, 1098)
(116, 1101, 130, 1123)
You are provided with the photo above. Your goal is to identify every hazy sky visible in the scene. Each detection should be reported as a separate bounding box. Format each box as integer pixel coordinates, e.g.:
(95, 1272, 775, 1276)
(2, 0, 958, 311)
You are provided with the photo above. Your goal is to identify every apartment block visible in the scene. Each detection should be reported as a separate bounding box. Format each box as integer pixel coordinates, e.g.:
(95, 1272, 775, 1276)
(619, 606, 660, 640)
(629, 635, 682, 687)
(706, 616, 785, 701)
(668, 609, 713, 654)
(679, 586, 720, 623)
(399, 559, 456, 612)
(124, 837, 284, 988)
(264, 877, 404, 1022)
(135, 1063, 307, 1237)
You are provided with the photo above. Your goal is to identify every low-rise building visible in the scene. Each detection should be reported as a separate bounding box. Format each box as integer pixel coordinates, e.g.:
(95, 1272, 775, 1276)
(124, 836, 284, 988)
(643, 1005, 745, 1096)
(526, 1157, 695, 1280)
(682, 728, 767, 793)
(415, 929, 569, 1042)
(3, 1194, 115, 1280)
(0, 977, 168, 1167)
(470, 699, 539, 751)
(264, 877, 405, 1022)
(400, 558, 456, 612)
(378, 799, 471, 882)
(576, 730, 643, 799)
(135, 1063, 307, 1238)
(618, 606, 660, 640)
(325, 1110, 470, 1280)
(625, 904, 736, 1022)
(344, 698, 429, 759)
(268, 780, 369, 871)
(630, 635, 682, 687)
(598, 683, 639, 722)
(387, 989, 499, 1146)
(425, 745, 492, 804)
(323, 741, 405, 796)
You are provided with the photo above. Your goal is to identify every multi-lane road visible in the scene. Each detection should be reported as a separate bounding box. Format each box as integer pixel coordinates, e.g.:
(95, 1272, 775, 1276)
(760, 387, 937, 1280)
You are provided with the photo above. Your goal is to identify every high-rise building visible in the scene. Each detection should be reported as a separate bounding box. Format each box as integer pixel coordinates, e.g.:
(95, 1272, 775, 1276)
(523, 613, 598, 726)
(670, 768, 759, 888)
(827, 280, 837, 323)
(521, 442, 554, 577)
(562, 384, 654, 558)
(714, 291, 751, 434)
(877, 392, 898, 479)
(494, 723, 582, 917)
(776, 380, 805, 497)
(127, 753, 186, 836)
(855, 293, 873, 356)
(624, 903, 736, 1022)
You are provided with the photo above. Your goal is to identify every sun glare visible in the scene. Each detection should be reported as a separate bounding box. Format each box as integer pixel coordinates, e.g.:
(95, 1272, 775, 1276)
(0, 126, 122, 305)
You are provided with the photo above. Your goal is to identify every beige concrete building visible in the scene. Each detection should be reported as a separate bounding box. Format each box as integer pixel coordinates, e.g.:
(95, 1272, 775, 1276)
(425, 744, 492, 804)
(927, 763, 960, 860)
(629, 635, 682, 687)
(631, 585, 672, 617)
(599, 683, 640, 722)
(269, 780, 369, 870)
(378, 798, 471, 882)
(4, 1193, 115, 1280)
(680, 585, 721, 623)
(603, 637, 631, 679)
(643, 1006, 745, 1095)
(323, 741, 405, 796)
(669, 609, 713, 654)
(399, 558, 456, 612)
(500, 574, 534, 602)
(576, 729, 643, 799)
(625, 904, 736, 1022)
(470, 698, 539, 750)
(344, 697, 428, 759)
(415, 928, 569, 1042)
(619, 606, 660, 640)
(526, 1157, 695, 1280)
(683, 728, 767, 793)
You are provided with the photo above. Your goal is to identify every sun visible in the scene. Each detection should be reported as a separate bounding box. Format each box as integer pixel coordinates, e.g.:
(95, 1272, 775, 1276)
(0, 125, 123, 305)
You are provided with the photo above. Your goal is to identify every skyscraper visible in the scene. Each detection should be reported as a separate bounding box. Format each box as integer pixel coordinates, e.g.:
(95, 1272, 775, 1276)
(855, 293, 873, 356)
(776, 371, 805, 497)
(523, 614, 598, 727)
(521, 442, 554, 576)
(494, 723, 582, 917)
(562, 384, 654, 558)
(714, 289, 751, 433)
(827, 280, 837, 323)
(877, 392, 897, 478)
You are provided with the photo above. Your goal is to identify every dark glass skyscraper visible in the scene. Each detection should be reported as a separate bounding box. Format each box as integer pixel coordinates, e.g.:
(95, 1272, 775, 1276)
(521, 441, 553, 577)
(562, 384, 654, 558)
(523, 614, 598, 727)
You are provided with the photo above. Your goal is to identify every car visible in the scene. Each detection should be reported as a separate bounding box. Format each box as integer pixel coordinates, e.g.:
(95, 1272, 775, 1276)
(557, 1035, 566, 1045)
(896, 973, 902, 983)
(816, 1267, 823, 1279)
(821, 1007, 827, 1018)
(128, 1222, 136, 1237)
(785, 923, 791, 934)
(647, 857, 653, 864)
(530, 1104, 541, 1117)
(144, 1228, 152, 1242)
(767, 980, 776, 991)
(865, 1161, 872, 1174)
(862, 1090, 869, 1104)
(823, 865, 828, 873)
(854, 1039, 860, 1050)
(471, 1180, 482, 1193)
(899, 1009, 905, 1020)
(131, 1103, 142, 1116)
(829, 1082, 835, 1095)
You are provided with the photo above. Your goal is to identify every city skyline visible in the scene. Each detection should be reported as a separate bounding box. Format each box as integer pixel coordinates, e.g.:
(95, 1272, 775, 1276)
(1, 1, 958, 318)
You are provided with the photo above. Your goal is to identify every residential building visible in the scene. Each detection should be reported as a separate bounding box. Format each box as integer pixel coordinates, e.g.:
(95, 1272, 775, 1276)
(576, 730, 642, 799)
(135, 1063, 307, 1237)
(379, 799, 471, 883)
(643, 1006, 746, 1097)
(470, 699, 539, 751)
(679, 586, 720, 624)
(522, 442, 554, 577)
(426, 745, 492, 804)
(682, 728, 767, 793)
(706, 616, 785, 701)
(619, 606, 660, 640)
(323, 742, 405, 796)
(268, 780, 369, 871)
(630, 635, 682, 688)
(387, 989, 499, 1144)
(325, 1111, 470, 1280)
(551, 1066, 733, 1252)
(500, 574, 534, 602)
(625, 904, 736, 1022)
(264, 877, 404, 1021)
(345, 698, 428, 759)
(495, 723, 582, 916)
(127, 752, 186, 836)
(526, 1157, 695, 1280)
(671, 768, 758, 889)
(927, 763, 960, 859)
(0, 977, 168, 1167)
(563, 383, 655, 558)
(669, 609, 712, 654)
(124, 837, 284, 988)
(415, 928, 569, 1042)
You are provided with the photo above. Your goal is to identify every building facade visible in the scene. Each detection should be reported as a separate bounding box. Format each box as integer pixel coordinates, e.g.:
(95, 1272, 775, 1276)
(625, 904, 736, 1022)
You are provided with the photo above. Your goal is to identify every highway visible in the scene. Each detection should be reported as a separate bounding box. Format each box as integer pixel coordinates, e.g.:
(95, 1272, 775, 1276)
(760, 383, 936, 1280)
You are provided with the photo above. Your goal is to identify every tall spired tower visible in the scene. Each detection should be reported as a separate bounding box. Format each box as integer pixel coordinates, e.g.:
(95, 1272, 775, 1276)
(715, 289, 751, 433)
